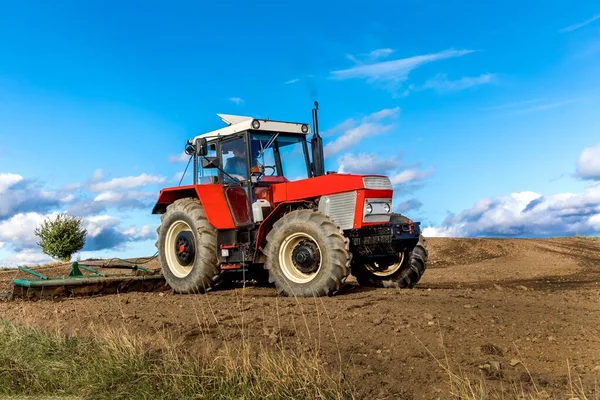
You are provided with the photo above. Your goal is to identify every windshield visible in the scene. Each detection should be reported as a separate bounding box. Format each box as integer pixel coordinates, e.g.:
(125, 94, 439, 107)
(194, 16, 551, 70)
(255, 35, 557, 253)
(250, 133, 309, 181)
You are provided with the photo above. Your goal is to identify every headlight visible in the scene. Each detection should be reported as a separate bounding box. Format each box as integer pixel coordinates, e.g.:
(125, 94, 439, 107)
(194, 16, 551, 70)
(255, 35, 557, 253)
(251, 119, 261, 129)
(384, 203, 391, 213)
(366, 203, 373, 214)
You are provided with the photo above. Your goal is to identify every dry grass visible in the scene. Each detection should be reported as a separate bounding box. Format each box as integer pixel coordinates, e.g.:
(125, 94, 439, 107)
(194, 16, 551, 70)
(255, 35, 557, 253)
(0, 316, 354, 400)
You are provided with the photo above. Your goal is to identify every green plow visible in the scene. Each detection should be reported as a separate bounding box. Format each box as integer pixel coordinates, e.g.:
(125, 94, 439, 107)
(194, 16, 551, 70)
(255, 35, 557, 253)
(12, 261, 166, 299)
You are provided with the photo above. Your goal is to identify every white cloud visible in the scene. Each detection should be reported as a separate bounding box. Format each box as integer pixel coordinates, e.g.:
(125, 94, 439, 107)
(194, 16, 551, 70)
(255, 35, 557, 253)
(61, 193, 75, 203)
(336, 152, 434, 212)
(173, 171, 185, 182)
(422, 225, 457, 238)
(0, 175, 66, 219)
(512, 98, 582, 114)
(422, 73, 496, 92)
(396, 199, 423, 213)
(93, 191, 121, 203)
(0, 211, 156, 266)
(425, 186, 600, 238)
(0, 173, 23, 193)
(88, 173, 165, 192)
(345, 53, 361, 64)
(84, 215, 118, 237)
(329, 49, 474, 90)
(560, 13, 600, 33)
(122, 225, 154, 240)
(229, 97, 244, 105)
(366, 48, 395, 60)
(479, 98, 545, 111)
(284, 78, 299, 84)
(168, 152, 190, 163)
(69, 190, 155, 216)
(0, 249, 52, 267)
(92, 191, 153, 203)
(337, 153, 400, 175)
(480, 97, 582, 114)
(91, 169, 104, 182)
(82, 215, 156, 251)
(324, 107, 400, 157)
(0, 212, 55, 250)
(389, 168, 434, 185)
(590, 213, 600, 230)
(0, 169, 165, 265)
(576, 144, 600, 180)
(345, 48, 396, 66)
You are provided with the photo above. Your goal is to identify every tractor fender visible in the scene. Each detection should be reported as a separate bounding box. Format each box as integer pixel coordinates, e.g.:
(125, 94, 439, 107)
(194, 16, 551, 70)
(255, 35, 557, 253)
(255, 200, 312, 252)
(152, 184, 236, 229)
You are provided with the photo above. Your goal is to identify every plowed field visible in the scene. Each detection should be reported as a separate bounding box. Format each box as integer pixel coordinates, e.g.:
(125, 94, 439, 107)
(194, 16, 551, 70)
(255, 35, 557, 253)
(1, 237, 599, 399)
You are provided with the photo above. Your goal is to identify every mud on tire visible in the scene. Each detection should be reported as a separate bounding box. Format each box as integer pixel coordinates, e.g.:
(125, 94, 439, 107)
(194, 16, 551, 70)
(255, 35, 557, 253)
(263, 209, 351, 297)
(351, 214, 428, 289)
(156, 197, 221, 293)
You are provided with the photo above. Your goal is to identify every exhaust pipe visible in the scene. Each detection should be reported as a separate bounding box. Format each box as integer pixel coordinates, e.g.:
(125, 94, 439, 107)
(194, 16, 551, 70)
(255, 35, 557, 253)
(311, 101, 325, 177)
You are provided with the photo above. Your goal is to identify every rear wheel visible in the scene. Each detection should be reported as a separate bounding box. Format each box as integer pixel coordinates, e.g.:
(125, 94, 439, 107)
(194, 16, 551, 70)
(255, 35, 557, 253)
(263, 209, 351, 297)
(156, 198, 221, 293)
(351, 215, 428, 289)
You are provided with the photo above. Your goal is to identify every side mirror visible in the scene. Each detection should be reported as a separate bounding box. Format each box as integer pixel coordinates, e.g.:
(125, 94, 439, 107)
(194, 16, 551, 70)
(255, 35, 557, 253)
(201, 157, 220, 169)
(195, 138, 208, 157)
(184, 140, 195, 156)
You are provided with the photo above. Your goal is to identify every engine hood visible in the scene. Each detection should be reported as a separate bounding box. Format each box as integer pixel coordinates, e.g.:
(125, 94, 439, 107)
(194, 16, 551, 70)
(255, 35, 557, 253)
(271, 173, 393, 204)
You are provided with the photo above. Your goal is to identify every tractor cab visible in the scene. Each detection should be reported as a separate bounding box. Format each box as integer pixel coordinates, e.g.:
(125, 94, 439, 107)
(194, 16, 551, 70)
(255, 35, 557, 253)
(201, 125, 312, 185)
(187, 114, 315, 224)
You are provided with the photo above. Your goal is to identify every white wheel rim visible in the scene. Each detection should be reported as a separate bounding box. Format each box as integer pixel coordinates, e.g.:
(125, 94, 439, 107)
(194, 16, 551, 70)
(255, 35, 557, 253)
(165, 220, 195, 278)
(365, 252, 405, 277)
(278, 232, 322, 284)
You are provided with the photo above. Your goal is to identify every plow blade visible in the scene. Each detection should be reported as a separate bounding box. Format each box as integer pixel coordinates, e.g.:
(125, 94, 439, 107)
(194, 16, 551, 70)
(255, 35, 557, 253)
(12, 262, 166, 300)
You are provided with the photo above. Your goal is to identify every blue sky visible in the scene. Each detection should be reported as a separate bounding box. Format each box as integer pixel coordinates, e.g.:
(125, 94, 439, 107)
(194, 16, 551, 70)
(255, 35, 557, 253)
(1, 1, 600, 266)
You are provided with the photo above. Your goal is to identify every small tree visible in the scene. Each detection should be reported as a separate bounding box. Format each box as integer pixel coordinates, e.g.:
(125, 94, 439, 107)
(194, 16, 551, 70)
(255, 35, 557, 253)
(35, 214, 87, 262)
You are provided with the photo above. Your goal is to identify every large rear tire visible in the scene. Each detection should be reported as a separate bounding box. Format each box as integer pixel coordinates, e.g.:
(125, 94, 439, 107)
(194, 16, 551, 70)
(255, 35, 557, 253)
(351, 214, 428, 289)
(156, 198, 221, 293)
(263, 209, 351, 297)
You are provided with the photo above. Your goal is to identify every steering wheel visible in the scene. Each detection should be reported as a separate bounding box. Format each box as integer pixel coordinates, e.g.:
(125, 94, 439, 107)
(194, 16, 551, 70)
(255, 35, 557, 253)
(262, 165, 276, 176)
(228, 174, 245, 182)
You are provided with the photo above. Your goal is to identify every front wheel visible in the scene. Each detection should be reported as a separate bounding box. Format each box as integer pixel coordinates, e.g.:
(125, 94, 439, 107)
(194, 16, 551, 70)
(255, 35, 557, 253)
(263, 209, 351, 297)
(352, 232, 428, 289)
(156, 198, 221, 293)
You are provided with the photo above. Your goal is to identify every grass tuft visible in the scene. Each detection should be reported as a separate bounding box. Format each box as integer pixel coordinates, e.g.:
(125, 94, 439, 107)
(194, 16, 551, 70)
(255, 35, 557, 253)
(0, 319, 354, 400)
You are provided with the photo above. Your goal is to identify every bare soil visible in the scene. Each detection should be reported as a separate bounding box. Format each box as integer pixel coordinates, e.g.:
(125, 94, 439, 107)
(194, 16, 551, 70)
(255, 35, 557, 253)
(1, 237, 599, 399)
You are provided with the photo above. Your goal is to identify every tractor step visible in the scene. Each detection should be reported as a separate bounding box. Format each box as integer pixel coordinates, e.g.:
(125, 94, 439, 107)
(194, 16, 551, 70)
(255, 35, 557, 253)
(220, 264, 241, 270)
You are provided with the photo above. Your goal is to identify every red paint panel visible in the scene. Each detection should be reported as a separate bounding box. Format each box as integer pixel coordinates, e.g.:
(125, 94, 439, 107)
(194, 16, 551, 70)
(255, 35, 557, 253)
(195, 185, 236, 229)
(153, 185, 235, 229)
(354, 190, 366, 229)
(154, 185, 196, 207)
(272, 174, 370, 203)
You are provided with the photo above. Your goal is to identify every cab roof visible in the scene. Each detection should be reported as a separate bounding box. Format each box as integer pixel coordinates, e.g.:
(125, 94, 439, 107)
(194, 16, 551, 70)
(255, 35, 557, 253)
(192, 114, 311, 142)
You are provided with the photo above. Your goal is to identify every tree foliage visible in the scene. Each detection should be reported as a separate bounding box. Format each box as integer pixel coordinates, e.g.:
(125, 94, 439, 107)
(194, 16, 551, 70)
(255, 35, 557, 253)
(34, 214, 87, 262)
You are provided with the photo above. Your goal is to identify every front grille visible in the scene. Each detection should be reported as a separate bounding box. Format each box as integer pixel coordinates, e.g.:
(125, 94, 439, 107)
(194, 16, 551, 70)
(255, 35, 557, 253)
(363, 176, 392, 190)
(318, 191, 357, 230)
(345, 224, 419, 256)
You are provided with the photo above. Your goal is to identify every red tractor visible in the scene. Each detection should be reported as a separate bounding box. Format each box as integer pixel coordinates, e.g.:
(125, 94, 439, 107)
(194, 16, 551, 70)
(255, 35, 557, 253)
(152, 103, 428, 297)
